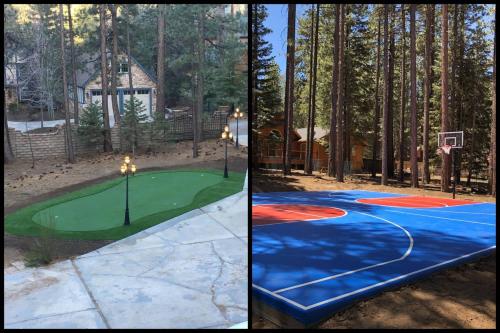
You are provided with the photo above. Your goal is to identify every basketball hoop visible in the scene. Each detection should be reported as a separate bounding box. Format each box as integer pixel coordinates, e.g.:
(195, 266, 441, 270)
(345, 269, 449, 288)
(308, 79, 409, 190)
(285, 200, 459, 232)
(441, 145, 452, 155)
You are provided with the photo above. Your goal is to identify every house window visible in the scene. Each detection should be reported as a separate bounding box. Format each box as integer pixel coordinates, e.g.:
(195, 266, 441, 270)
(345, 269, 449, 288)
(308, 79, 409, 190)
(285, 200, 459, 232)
(136, 89, 149, 95)
(119, 63, 128, 73)
(92, 90, 102, 96)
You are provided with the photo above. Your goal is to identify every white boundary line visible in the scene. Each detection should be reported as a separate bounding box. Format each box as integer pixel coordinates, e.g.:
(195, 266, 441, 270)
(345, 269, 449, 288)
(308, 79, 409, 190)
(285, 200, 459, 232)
(271, 211, 414, 294)
(252, 204, 347, 228)
(384, 210, 496, 226)
(253, 246, 496, 311)
(355, 197, 448, 208)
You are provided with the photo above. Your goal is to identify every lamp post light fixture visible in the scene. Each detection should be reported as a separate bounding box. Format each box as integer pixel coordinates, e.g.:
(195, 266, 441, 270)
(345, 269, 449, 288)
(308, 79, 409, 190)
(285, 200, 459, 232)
(221, 125, 233, 178)
(120, 155, 137, 226)
(233, 107, 244, 148)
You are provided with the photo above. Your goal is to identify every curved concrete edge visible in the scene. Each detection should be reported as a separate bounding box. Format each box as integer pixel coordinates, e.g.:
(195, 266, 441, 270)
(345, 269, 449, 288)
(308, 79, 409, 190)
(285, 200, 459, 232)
(230, 321, 248, 329)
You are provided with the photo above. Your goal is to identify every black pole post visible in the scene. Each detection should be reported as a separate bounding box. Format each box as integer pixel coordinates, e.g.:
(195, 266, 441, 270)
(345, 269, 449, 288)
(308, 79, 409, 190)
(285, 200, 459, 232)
(236, 115, 239, 148)
(452, 149, 456, 199)
(224, 138, 228, 178)
(124, 170, 130, 226)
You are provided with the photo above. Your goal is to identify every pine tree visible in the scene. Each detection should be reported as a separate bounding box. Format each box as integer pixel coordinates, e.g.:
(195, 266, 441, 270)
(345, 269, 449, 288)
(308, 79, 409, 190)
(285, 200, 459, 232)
(100, 4, 113, 152)
(59, 4, 75, 163)
(410, 4, 418, 187)
(423, 4, 434, 185)
(121, 96, 148, 152)
(441, 4, 450, 192)
(283, 4, 296, 176)
(381, 5, 389, 185)
(336, 4, 346, 182)
(78, 102, 104, 147)
(398, 4, 406, 182)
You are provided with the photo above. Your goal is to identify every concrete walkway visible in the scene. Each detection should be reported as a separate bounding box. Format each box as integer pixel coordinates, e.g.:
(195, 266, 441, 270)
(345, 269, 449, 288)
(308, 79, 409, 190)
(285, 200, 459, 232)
(4, 176, 248, 329)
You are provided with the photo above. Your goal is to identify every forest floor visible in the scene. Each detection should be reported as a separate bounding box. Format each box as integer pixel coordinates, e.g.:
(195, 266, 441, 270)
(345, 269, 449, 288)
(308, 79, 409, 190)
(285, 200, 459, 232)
(4, 139, 248, 268)
(252, 169, 496, 329)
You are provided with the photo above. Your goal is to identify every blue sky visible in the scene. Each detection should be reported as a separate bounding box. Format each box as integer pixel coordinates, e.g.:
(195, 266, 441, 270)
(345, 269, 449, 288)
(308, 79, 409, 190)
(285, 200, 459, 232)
(263, 5, 308, 74)
(264, 4, 496, 75)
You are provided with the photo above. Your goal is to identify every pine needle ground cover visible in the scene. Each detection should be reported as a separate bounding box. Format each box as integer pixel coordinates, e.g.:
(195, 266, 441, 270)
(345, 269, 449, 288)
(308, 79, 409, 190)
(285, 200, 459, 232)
(5, 170, 245, 240)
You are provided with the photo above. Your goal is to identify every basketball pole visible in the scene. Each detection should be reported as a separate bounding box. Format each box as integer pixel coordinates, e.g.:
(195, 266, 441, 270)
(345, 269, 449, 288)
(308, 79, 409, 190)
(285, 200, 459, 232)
(451, 148, 456, 199)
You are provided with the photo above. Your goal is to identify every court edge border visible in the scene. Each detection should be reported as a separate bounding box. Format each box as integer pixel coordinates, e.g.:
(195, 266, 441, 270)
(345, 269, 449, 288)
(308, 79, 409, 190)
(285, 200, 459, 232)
(252, 245, 496, 311)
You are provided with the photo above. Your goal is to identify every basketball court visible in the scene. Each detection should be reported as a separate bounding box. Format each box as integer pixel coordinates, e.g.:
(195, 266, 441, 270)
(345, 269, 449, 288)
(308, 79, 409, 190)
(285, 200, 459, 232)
(252, 190, 496, 327)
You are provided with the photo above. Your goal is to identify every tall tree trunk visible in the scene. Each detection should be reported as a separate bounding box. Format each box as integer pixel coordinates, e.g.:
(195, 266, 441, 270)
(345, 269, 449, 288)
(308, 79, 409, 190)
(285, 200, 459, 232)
(283, 4, 296, 176)
(110, 4, 121, 125)
(100, 4, 113, 152)
(67, 4, 79, 127)
(4, 111, 14, 163)
(423, 4, 433, 185)
(156, 4, 166, 117)
(126, 5, 135, 110)
(372, 11, 381, 178)
(60, 4, 75, 163)
(455, 6, 465, 184)
(490, 20, 496, 196)
(328, 4, 340, 178)
(381, 5, 389, 185)
(398, 4, 406, 182)
(4, 43, 14, 162)
(252, 4, 259, 170)
(410, 4, 418, 187)
(306, 5, 320, 175)
(344, 9, 351, 168)
(196, 8, 205, 146)
(336, 4, 345, 182)
(441, 4, 450, 192)
(387, 5, 395, 178)
(305, 5, 315, 175)
(467, 105, 476, 187)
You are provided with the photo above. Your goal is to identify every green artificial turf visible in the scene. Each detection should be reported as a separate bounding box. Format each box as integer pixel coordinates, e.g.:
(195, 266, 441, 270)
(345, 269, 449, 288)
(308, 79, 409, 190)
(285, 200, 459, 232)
(5, 169, 245, 240)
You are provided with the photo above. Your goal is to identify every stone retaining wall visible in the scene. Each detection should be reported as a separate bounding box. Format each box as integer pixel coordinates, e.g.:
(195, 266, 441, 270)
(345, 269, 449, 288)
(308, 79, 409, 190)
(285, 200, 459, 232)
(8, 116, 227, 160)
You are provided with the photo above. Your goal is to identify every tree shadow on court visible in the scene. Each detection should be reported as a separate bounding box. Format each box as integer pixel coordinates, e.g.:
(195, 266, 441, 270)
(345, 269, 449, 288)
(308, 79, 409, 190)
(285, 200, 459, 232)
(252, 214, 496, 329)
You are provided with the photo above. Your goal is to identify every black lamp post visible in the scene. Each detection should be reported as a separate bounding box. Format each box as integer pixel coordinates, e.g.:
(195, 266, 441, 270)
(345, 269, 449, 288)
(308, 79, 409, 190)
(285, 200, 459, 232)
(233, 107, 243, 149)
(120, 156, 136, 226)
(221, 125, 233, 178)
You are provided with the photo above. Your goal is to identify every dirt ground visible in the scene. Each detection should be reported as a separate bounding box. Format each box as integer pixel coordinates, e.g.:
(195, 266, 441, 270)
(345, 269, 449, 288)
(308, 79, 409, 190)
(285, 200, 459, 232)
(252, 169, 496, 329)
(4, 139, 247, 268)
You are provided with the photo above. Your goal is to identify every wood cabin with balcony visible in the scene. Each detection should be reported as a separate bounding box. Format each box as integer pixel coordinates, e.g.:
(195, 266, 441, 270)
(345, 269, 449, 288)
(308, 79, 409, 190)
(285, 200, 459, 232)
(257, 115, 368, 172)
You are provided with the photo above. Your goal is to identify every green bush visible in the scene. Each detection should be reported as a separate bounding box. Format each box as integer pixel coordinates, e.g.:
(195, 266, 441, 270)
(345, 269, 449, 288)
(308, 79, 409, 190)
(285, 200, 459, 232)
(24, 210, 55, 267)
(121, 96, 148, 152)
(77, 101, 104, 148)
(8, 103, 18, 113)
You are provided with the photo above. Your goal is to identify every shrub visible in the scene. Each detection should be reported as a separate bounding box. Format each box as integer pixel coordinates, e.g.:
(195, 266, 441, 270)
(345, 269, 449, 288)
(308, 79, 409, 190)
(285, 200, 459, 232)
(121, 96, 148, 152)
(77, 101, 104, 149)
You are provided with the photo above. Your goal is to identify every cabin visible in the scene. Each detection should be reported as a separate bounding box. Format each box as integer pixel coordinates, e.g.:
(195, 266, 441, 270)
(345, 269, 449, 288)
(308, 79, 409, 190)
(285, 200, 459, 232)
(70, 51, 158, 126)
(257, 116, 368, 172)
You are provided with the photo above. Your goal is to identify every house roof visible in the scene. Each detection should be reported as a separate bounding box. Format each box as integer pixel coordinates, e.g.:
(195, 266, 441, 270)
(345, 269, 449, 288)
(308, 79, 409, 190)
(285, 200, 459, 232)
(296, 127, 329, 142)
(76, 49, 157, 88)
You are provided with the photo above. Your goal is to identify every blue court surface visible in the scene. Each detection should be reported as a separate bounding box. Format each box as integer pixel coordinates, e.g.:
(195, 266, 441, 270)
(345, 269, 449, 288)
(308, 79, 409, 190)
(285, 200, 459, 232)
(252, 190, 496, 327)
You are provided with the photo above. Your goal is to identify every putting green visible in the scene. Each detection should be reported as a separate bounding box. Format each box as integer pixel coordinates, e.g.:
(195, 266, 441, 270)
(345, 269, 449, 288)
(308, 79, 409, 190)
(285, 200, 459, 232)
(5, 169, 244, 240)
(33, 171, 221, 231)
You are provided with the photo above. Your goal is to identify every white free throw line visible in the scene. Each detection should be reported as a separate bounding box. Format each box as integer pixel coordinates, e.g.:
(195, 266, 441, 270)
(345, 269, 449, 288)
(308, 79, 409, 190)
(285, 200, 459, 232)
(355, 198, 448, 208)
(271, 211, 414, 294)
(385, 210, 496, 226)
